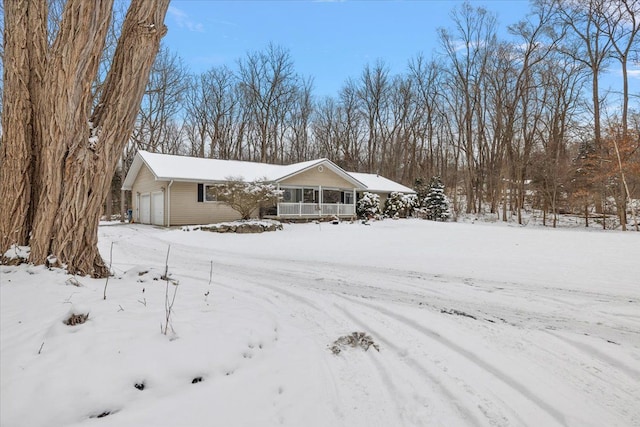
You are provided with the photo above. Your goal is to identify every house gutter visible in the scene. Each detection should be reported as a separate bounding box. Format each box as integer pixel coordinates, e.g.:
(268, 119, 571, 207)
(167, 180, 174, 227)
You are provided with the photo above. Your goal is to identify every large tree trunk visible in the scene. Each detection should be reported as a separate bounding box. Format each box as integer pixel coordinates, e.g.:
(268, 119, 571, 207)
(1, 0, 169, 277)
(0, 0, 47, 251)
(29, 0, 115, 265)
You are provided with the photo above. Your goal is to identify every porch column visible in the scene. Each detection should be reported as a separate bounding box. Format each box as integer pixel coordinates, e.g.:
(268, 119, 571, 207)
(277, 183, 280, 217)
(318, 185, 322, 216)
(353, 188, 357, 214)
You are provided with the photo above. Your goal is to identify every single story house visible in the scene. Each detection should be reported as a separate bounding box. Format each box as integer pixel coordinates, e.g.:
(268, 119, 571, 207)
(122, 150, 415, 226)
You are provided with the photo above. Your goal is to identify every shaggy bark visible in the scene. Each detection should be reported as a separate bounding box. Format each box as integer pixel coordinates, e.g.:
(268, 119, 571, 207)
(0, 0, 46, 251)
(29, 0, 114, 266)
(0, 0, 169, 277)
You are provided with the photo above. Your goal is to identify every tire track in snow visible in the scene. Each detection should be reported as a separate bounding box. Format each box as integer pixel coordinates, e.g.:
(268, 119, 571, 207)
(100, 226, 629, 426)
(211, 260, 326, 314)
(106, 232, 325, 317)
(338, 295, 568, 427)
(107, 227, 633, 345)
(196, 249, 639, 422)
(255, 256, 639, 349)
(165, 250, 352, 425)
(213, 262, 415, 425)
(546, 331, 640, 381)
(333, 303, 486, 427)
(199, 258, 430, 424)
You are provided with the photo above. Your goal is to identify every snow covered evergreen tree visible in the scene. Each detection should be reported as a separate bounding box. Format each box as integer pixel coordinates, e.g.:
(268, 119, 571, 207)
(356, 192, 381, 219)
(423, 176, 450, 221)
(383, 192, 417, 218)
(413, 178, 430, 203)
(383, 192, 404, 218)
(403, 194, 419, 215)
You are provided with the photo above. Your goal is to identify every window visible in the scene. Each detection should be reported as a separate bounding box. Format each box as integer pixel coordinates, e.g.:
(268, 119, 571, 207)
(283, 188, 302, 202)
(344, 191, 354, 205)
(303, 188, 316, 203)
(282, 187, 316, 203)
(205, 185, 218, 202)
(323, 189, 342, 204)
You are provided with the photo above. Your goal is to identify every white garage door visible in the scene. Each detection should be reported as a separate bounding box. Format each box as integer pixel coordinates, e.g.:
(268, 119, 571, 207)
(139, 193, 151, 224)
(151, 191, 164, 226)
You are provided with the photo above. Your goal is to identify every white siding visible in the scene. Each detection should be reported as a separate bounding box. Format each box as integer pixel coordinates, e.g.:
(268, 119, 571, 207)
(169, 181, 245, 225)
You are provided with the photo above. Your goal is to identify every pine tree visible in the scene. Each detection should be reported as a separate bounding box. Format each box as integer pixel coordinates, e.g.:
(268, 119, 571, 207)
(413, 178, 430, 202)
(356, 192, 381, 219)
(423, 176, 450, 221)
(383, 192, 417, 218)
(383, 192, 405, 218)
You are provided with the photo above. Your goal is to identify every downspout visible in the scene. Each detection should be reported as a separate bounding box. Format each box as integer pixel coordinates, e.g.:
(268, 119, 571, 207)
(167, 180, 174, 227)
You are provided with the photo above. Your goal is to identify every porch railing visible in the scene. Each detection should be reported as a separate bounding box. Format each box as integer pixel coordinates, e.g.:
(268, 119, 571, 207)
(277, 203, 355, 217)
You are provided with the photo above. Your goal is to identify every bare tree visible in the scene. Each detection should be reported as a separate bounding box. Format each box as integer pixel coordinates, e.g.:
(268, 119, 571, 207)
(384, 74, 414, 183)
(287, 76, 314, 162)
(0, 0, 169, 276)
(183, 74, 210, 158)
(338, 79, 365, 171)
(500, 1, 564, 223)
(357, 60, 391, 174)
(553, 0, 614, 225)
(534, 51, 587, 227)
(438, 2, 498, 213)
(596, 0, 640, 229)
(132, 45, 188, 154)
(313, 97, 342, 162)
(555, 0, 612, 150)
(597, 0, 640, 134)
(407, 56, 443, 185)
(237, 44, 299, 163)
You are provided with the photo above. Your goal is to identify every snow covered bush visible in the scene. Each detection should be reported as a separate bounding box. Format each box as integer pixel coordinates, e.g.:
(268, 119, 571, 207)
(215, 177, 283, 220)
(383, 192, 416, 218)
(422, 176, 450, 221)
(356, 192, 381, 219)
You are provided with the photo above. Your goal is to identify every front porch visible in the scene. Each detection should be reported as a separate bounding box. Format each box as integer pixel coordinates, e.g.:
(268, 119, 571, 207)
(272, 185, 357, 218)
(277, 202, 356, 218)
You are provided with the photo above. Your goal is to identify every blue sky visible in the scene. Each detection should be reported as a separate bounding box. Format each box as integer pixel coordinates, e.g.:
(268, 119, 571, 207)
(163, 0, 638, 105)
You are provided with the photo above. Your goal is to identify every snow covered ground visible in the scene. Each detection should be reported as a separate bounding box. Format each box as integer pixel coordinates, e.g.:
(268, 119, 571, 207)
(1, 219, 639, 427)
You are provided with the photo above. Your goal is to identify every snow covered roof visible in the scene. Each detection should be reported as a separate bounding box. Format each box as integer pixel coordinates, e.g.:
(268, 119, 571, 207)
(347, 172, 416, 194)
(123, 151, 417, 194)
(122, 151, 366, 190)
